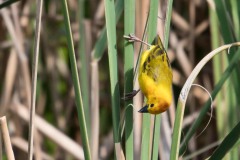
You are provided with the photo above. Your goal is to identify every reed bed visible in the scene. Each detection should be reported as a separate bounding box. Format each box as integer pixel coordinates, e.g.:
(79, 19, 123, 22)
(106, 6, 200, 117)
(0, 0, 240, 159)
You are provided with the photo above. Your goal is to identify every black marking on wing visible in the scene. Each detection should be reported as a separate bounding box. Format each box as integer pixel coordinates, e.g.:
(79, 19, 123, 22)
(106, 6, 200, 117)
(142, 46, 161, 77)
(157, 47, 171, 68)
(152, 47, 158, 56)
(142, 44, 171, 80)
(148, 56, 151, 62)
(156, 41, 171, 68)
(153, 73, 158, 82)
(166, 54, 171, 68)
(156, 48, 165, 56)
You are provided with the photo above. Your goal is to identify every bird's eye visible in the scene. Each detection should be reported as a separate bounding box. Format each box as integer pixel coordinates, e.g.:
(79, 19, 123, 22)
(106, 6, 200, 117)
(150, 104, 154, 107)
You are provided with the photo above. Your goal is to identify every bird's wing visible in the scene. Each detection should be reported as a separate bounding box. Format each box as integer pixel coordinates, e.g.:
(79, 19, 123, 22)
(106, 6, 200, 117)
(141, 45, 171, 84)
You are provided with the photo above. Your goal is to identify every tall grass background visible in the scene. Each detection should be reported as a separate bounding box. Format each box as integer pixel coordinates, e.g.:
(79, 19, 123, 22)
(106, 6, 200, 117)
(0, 0, 240, 159)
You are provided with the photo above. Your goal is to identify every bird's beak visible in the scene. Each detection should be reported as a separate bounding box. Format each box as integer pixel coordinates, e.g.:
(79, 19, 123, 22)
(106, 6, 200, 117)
(138, 105, 148, 113)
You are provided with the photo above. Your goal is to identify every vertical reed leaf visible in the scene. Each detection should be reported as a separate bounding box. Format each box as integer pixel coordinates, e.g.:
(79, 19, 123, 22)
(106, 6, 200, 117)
(78, 0, 91, 139)
(61, 0, 91, 159)
(230, 0, 240, 39)
(214, 0, 240, 98)
(104, 0, 121, 148)
(163, 0, 174, 48)
(209, 2, 225, 139)
(124, 0, 135, 159)
(93, 0, 123, 60)
(214, 0, 235, 44)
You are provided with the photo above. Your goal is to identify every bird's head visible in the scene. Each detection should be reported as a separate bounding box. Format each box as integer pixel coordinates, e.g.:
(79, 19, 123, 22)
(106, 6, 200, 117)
(138, 97, 170, 114)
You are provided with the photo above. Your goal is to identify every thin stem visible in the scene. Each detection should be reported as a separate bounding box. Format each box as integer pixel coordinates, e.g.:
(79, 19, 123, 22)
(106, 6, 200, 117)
(27, 0, 43, 159)
(124, 34, 151, 47)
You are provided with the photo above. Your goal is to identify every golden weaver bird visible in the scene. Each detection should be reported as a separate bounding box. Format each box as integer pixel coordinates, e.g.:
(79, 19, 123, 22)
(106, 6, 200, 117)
(124, 34, 173, 114)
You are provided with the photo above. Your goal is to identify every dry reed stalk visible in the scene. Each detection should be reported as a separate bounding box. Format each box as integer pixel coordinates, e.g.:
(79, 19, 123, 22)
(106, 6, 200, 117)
(27, 0, 43, 159)
(0, 116, 15, 160)
(90, 61, 99, 160)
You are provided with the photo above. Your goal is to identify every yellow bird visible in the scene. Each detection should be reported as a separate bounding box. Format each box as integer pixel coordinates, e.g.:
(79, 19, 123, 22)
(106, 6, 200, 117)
(124, 34, 173, 114)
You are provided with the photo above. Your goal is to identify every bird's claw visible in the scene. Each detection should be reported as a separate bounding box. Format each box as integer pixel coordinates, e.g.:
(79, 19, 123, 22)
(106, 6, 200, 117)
(123, 34, 140, 43)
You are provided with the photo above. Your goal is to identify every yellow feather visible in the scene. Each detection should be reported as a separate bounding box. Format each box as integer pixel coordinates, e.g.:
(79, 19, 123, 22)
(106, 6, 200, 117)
(138, 36, 172, 114)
